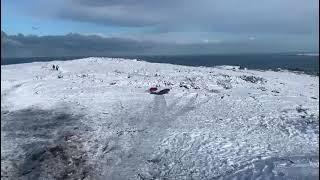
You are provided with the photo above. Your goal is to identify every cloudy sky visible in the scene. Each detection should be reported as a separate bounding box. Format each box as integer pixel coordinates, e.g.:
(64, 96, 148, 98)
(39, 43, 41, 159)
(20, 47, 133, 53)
(1, 0, 319, 57)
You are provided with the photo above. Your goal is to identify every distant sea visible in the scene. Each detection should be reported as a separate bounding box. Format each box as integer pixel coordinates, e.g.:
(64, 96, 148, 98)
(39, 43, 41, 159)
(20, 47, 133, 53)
(2, 54, 319, 76)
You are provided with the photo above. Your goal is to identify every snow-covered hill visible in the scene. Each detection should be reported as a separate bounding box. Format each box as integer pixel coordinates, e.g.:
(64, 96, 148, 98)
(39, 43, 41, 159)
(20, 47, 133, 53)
(1, 57, 319, 179)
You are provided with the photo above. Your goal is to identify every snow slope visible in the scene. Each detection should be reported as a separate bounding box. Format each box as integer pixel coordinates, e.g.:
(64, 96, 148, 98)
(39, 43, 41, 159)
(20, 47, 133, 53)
(1, 57, 319, 179)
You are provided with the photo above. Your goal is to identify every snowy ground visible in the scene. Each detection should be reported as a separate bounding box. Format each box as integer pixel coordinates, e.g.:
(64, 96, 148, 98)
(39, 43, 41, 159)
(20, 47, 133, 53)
(1, 57, 319, 179)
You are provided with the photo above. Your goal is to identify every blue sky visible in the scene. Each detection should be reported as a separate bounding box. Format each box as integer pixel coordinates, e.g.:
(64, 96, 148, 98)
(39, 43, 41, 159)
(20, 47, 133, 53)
(1, 0, 319, 55)
(1, 0, 148, 36)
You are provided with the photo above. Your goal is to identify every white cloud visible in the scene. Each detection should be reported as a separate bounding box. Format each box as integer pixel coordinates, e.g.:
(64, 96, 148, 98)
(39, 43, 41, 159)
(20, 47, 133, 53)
(248, 36, 256, 41)
(203, 39, 209, 43)
(202, 39, 221, 44)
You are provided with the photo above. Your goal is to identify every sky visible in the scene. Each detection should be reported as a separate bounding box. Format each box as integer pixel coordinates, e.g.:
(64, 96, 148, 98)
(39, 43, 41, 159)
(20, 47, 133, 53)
(1, 0, 319, 57)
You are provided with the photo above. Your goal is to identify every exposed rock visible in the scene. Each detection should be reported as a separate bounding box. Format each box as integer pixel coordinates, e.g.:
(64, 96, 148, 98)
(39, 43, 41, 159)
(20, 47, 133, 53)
(240, 75, 266, 84)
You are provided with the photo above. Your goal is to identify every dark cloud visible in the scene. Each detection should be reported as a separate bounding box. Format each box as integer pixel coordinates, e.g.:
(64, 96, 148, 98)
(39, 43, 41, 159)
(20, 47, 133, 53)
(36, 0, 319, 34)
(1, 32, 157, 58)
(2, 31, 318, 58)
